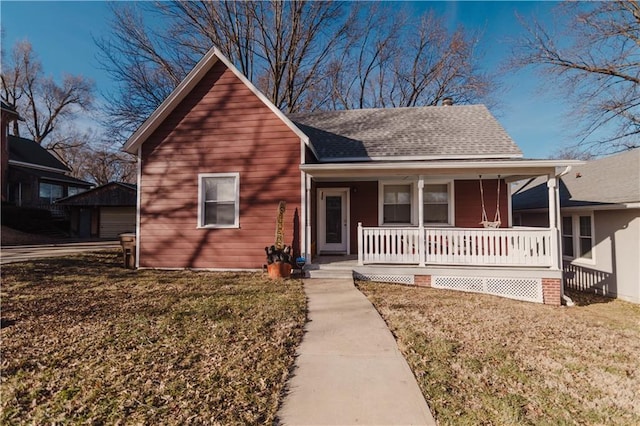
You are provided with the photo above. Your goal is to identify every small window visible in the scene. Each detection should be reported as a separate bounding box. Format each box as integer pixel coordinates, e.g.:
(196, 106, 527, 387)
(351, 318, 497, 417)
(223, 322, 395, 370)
(562, 216, 574, 257)
(383, 184, 412, 224)
(39, 182, 63, 203)
(198, 173, 239, 228)
(424, 183, 451, 224)
(562, 214, 594, 261)
(578, 215, 593, 259)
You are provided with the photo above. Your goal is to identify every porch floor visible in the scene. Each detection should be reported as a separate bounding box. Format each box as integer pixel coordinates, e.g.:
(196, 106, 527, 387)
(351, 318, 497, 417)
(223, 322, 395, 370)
(308, 254, 562, 279)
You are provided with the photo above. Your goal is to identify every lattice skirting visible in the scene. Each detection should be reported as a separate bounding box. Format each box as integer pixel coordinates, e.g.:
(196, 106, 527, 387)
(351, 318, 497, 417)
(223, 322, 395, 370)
(432, 276, 543, 303)
(353, 272, 415, 285)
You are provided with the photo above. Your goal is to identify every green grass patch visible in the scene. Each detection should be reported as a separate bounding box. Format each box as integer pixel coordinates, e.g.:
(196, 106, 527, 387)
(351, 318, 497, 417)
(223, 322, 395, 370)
(357, 282, 640, 425)
(1, 252, 306, 424)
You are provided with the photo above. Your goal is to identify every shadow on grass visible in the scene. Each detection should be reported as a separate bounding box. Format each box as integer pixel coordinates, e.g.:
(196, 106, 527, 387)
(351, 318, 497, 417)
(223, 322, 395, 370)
(565, 289, 616, 307)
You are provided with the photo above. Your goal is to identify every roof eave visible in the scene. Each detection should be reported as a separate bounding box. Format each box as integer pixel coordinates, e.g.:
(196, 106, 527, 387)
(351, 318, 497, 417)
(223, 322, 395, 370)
(561, 202, 640, 211)
(123, 48, 221, 154)
(315, 153, 524, 163)
(9, 160, 71, 174)
(301, 159, 584, 178)
(302, 159, 582, 170)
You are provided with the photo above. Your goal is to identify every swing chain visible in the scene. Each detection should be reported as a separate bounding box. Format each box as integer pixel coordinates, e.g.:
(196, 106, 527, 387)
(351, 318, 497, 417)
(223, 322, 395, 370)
(479, 174, 501, 228)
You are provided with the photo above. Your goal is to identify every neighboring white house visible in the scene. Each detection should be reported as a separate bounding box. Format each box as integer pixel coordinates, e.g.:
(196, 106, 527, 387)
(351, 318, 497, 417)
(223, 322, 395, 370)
(513, 148, 640, 304)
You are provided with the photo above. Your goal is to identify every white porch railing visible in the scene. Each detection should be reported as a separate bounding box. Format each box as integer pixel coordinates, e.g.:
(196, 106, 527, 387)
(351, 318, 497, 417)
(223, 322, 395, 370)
(358, 223, 554, 267)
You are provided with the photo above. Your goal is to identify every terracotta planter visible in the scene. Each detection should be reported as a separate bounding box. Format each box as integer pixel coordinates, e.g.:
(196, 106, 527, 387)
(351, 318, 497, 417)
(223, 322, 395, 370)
(267, 262, 292, 279)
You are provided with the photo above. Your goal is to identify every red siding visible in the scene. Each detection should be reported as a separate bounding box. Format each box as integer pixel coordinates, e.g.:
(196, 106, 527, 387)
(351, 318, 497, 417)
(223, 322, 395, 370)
(139, 60, 301, 269)
(455, 179, 509, 228)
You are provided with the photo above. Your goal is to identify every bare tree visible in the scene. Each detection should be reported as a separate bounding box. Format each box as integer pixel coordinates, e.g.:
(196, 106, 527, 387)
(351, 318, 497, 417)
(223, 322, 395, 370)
(96, 0, 354, 139)
(1, 40, 134, 185)
(54, 129, 136, 185)
(97, 1, 498, 138)
(1, 40, 94, 144)
(323, 7, 493, 110)
(248, 1, 353, 112)
(549, 146, 595, 161)
(323, 3, 406, 110)
(392, 14, 492, 108)
(81, 146, 136, 185)
(512, 1, 640, 154)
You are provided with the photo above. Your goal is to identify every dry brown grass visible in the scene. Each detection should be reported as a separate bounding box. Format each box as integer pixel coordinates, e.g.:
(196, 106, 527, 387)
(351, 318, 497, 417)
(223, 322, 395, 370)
(1, 252, 306, 425)
(357, 282, 640, 426)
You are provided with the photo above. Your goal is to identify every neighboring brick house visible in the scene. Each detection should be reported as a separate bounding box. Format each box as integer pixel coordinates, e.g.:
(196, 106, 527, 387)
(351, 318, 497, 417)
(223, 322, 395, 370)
(124, 46, 580, 305)
(1, 101, 21, 201)
(5, 135, 92, 215)
(513, 149, 640, 304)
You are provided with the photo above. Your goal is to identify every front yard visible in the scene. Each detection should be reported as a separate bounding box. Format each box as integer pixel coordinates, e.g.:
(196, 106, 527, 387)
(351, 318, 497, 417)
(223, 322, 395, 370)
(4, 252, 639, 425)
(358, 281, 640, 425)
(1, 252, 306, 424)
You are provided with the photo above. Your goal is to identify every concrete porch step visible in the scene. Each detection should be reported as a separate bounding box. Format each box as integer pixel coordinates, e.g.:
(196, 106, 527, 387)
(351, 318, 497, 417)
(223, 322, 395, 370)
(306, 268, 354, 279)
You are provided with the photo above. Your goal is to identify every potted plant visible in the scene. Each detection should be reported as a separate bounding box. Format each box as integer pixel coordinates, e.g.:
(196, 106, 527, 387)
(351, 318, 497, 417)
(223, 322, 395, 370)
(265, 201, 293, 279)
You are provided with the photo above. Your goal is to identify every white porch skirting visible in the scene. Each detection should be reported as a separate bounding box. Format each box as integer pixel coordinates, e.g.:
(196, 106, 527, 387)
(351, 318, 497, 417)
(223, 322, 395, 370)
(358, 224, 554, 268)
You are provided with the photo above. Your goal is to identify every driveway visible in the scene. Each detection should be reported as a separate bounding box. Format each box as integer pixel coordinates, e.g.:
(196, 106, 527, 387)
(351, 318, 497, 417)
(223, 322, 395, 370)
(1, 241, 120, 265)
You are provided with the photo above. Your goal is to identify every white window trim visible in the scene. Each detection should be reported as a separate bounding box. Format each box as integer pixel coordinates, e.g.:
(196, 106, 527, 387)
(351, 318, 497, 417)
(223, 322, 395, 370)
(378, 180, 417, 226)
(197, 172, 240, 229)
(562, 212, 595, 265)
(423, 180, 455, 227)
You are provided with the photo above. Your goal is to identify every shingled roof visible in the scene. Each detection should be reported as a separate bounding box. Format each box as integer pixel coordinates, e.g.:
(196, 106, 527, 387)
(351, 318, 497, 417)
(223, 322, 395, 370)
(8, 135, 69, 172)
(289, 105, 522, 162)
(513, 148, 640, 210)
(56, 182, 136, 206)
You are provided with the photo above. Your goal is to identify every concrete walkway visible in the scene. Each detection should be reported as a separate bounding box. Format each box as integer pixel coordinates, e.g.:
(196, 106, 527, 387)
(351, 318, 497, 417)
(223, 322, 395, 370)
(277, 279, 436, 425)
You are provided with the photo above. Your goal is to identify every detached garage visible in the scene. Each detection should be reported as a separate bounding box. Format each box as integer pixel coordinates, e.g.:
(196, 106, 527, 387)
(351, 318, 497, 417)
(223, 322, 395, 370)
(56, 182, 136, 239)
(99, 206, 136, 239)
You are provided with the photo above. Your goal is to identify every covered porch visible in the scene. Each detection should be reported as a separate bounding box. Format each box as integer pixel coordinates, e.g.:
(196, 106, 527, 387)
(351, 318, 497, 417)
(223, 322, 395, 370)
(299, 160, 577, 306)
(301, 159, 570, 271)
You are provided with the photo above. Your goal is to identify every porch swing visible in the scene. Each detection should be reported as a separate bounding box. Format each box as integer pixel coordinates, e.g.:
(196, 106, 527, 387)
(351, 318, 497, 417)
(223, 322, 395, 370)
(479, 175, 502, 228)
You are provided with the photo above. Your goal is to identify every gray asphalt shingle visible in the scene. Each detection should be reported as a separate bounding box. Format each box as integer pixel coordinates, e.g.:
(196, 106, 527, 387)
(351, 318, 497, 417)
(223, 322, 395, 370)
(559, 148, 640, 205)
(8, 135, 69, 171)
(289, 105, 522, 161)
(513, 148, 640, 209)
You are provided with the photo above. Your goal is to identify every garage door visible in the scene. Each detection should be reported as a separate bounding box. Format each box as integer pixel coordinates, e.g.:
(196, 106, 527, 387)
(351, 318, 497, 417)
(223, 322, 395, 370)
(100, 207, 136, 239)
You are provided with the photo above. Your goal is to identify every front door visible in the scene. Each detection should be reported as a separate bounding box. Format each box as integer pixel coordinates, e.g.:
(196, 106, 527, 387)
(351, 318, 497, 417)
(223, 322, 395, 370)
(318, 188, 349, 253)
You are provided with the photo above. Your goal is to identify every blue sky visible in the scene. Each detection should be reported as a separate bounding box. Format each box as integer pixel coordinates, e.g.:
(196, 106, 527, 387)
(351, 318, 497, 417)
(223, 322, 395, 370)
(1, 1, 575, 158)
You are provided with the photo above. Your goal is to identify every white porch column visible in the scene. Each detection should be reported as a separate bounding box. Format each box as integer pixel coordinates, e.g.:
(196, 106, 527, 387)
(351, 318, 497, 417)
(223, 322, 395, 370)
(357, 222, 364, 266)
(418, 176, 425, 266)
(305, 173, 312, 263)
(547, 176, 560, 270)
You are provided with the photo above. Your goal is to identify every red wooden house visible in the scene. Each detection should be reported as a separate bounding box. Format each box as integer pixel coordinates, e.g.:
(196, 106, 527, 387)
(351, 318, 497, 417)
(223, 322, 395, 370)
(124, 47, 579, 305)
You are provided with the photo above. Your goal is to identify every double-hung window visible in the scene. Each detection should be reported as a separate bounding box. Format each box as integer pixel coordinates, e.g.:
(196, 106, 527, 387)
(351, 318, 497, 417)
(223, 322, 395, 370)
(424, 183, 453, 225)
(198, 173, 239, 228)
(382, 184, 412, 224)
(562, 214, 594, 261)
(578, 216, 593, 259)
